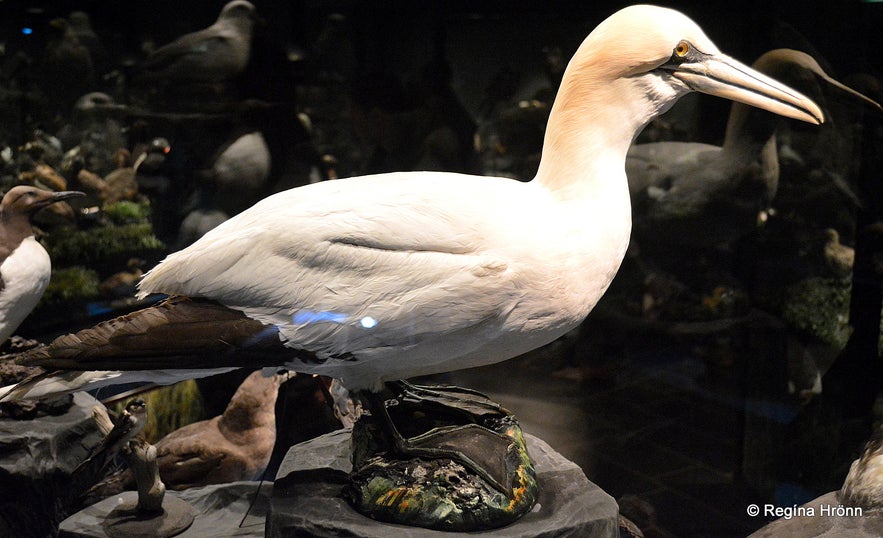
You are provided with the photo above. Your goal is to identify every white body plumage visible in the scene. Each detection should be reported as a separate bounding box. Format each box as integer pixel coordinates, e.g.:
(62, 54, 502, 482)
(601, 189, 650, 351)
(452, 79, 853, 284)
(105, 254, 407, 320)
(0, 237, 51, 343)
(139, 171, 631, 390)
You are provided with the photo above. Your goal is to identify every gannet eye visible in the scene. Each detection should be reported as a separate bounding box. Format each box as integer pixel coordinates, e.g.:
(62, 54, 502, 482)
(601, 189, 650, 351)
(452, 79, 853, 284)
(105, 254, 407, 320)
(674, 40, 690, 57)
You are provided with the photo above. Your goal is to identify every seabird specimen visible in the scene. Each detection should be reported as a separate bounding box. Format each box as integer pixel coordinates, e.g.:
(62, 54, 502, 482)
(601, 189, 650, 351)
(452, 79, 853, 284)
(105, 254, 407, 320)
(134, 0, 256, 85)
(92, 371, 283, 493)
(74, 398, 148, 474)
(2, 6, 823, 421)
(627, 48, 880, 249)
(0, 186, 85, 344)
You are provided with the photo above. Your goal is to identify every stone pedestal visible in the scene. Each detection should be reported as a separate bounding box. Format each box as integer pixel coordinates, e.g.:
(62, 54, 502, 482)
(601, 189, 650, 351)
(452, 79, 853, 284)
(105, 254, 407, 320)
(58, 481, 272, 538)
(267, 429, 619, 537)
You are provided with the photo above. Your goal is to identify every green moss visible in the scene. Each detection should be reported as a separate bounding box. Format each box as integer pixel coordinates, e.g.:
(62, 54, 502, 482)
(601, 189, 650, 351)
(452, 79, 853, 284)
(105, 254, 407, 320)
(37, 266, 101, 307)
(103, 200, 152, 225)
(43, 223, 165, 267)
(782, 277, 851, 348)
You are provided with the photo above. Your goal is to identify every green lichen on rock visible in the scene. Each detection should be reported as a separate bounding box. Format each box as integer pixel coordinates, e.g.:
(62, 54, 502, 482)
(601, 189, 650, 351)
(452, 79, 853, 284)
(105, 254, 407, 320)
(42, 223, 164, 268)
(102, 200, 152, 225)
(782, 277, 851, 348)
(37, 266, 101, 307)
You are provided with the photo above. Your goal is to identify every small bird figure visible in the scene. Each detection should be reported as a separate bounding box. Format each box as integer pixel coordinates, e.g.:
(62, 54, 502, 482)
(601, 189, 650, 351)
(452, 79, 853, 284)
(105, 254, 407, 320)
(102, 149, 140, 205)
(134, 1, 256, 86)
(75, 398, 148, 474)
(133, 138, 171, 176)
(0, 186, 85, 344)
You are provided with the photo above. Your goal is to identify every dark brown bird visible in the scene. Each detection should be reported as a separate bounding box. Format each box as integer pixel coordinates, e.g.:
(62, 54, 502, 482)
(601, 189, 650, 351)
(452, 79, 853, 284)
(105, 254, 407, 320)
(93, 371, 284, 494)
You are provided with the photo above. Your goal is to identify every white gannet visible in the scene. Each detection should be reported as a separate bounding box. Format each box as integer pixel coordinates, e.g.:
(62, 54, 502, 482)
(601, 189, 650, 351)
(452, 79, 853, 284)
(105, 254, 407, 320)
(627, 48, 881, 249)
(2, 5, 824, 400)
(0, 186, 85, 345)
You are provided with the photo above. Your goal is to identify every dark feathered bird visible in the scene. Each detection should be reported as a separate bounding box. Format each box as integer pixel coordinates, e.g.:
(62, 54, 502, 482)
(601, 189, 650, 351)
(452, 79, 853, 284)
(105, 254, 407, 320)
(134, 1, 256, 85)
(627, 49, 881, 249)
(89, 371, 283, 493)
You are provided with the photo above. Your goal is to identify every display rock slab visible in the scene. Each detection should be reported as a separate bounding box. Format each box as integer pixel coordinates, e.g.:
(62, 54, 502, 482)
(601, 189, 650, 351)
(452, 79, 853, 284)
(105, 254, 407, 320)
(59, 481, 272, 538)
(267, 428, 619, 537)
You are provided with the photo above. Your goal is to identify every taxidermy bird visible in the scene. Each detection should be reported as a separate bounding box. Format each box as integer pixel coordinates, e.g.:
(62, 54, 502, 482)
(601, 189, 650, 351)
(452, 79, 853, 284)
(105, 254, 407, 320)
(134, 0, 256, 85)
(0, 186, 85, 344)
(90, 371, 284, 494)
(74, 398, 148, 474)
(627, 48, 881, 249)
(1, 7, 823, 413)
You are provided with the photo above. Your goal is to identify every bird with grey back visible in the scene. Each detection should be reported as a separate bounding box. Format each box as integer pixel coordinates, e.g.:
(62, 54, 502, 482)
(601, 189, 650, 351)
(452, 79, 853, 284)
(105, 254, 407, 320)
(135, 0, 256, 85)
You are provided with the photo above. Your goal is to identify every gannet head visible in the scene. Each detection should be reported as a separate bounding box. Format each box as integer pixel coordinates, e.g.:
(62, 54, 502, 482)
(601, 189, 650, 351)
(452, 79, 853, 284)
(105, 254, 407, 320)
(570, 5, 824, 125)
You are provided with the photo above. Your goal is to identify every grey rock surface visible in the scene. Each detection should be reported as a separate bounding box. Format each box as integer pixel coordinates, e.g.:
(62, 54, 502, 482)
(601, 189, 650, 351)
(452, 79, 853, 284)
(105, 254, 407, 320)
(268, 429, 619, 537)
(59, 481, 272, 537)
(0, 392, 106, 536)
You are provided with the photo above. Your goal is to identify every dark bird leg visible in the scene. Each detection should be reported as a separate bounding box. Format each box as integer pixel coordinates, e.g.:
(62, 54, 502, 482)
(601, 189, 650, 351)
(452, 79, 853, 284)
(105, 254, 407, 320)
(358, 380, 516, 494)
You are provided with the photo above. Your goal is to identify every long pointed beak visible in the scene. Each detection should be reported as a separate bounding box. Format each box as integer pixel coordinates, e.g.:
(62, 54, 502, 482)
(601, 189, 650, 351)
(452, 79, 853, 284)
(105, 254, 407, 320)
(51, 190, 86, 202)
(36, 190, 86, 209)
(672, 54, 825, 125)
(816, 71, 883, 116)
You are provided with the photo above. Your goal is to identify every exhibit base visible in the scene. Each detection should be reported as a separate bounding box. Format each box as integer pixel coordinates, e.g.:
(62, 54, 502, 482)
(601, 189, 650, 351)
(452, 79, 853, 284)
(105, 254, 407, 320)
(59, 429, 619, 537)
(267, 428, 619, 537)
(58, 481, 271, 538)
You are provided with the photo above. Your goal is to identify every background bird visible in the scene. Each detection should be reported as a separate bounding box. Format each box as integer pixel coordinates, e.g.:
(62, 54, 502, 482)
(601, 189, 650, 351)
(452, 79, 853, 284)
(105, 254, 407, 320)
(627, 48, 881, 251)
(89, 371, 284, 494)
(1, 7, 822, 407)
(0, 186, 84, 344)
(133, 0, 256, 86)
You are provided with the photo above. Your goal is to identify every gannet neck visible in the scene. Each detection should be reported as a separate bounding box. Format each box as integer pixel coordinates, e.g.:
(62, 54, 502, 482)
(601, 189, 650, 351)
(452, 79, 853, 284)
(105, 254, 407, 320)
(534, 72, 673, 197)
(533, 6, 691, 197)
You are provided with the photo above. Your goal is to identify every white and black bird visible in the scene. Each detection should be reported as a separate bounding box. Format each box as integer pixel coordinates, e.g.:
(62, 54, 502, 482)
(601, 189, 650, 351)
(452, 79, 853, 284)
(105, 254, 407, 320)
(134, 0, 256, 85)
(74, 398, 148, 474)
(0, 186, 85, 345)
(2, 7, 823, 406)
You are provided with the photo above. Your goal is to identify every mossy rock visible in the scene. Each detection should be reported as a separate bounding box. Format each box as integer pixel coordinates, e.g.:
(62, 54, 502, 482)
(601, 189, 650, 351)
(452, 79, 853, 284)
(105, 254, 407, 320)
(102, 200, 152, 225)
(43, 223, 165, 269)
(346, 385, 538, 531)
(37, 266, 101, 308)
(782, 277, 851, 348)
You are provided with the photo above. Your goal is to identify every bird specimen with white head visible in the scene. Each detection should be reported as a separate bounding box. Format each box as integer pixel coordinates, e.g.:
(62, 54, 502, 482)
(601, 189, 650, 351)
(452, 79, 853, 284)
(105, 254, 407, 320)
(2, 6, 823, 406)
